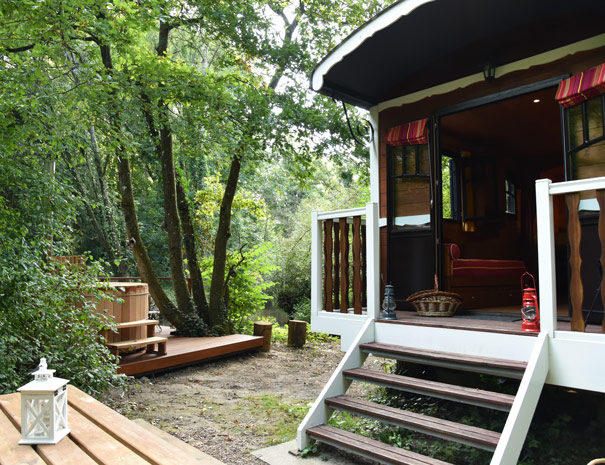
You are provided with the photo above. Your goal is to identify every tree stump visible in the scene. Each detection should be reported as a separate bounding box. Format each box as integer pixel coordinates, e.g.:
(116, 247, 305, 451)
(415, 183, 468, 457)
(253, 321, 272, 352)
(287, 320, 307, 348)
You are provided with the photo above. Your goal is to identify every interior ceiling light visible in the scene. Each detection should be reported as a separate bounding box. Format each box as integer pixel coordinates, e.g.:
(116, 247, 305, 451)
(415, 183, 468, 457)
(533, 98, 541, 103)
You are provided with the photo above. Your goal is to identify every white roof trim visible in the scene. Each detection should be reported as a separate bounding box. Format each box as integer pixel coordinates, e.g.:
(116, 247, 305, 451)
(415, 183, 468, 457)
(310, 0, 436, 93)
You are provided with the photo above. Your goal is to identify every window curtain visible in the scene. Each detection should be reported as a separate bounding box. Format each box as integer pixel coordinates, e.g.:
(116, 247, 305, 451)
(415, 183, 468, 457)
(385, 118, 428, 146)
(556, 62, 605, 108)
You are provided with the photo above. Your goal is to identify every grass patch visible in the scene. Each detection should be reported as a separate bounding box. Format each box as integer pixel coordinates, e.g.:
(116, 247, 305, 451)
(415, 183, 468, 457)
(243, 394, 310, 445)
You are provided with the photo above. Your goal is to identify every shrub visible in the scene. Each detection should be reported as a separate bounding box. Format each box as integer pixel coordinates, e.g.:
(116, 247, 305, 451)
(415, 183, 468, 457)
(0, 251, 125, 396)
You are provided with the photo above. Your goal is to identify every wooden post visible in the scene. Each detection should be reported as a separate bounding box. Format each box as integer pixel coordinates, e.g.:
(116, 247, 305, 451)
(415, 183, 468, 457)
(352, 215, 362, 314)
(566, 193, 585, 332)
(324, 220, 333, 312)
(287, 320, 307, 348)
(597, 190, 605, 333)
(253, 321, 272, 352)
(339, 217, 349, 313)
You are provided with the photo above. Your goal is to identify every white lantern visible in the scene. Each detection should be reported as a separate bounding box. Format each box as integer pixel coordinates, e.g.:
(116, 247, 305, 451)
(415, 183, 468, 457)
(18, 358, 70, 444)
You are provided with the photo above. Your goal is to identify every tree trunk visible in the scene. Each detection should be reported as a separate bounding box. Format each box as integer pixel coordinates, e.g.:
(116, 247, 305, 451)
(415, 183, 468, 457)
(287, 320, 307, 347)
(253, 321, 272, 352)
(97, 41, 184, 328)
(158, 120, 196, 318)
(176, 173, 210, 323)
(208, 152, 242, 329)
(116, 150, 183, 328)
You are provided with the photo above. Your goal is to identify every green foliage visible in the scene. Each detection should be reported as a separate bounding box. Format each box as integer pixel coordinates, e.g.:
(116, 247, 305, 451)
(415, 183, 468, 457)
(202, 243, 277, 333)
(194, 174, 268, 256)
(243, 393, 310, 445)
(269, 165, 370, 315)
(0, 154, 123, 395)
(291, 296, 311, 322)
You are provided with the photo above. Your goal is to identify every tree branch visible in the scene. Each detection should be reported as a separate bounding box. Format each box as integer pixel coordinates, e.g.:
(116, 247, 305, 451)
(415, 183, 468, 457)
(4, 44, 35, 53)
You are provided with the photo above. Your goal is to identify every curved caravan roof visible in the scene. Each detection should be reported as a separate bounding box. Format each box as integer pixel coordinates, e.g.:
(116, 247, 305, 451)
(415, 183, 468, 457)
(311, 0, 605, 109)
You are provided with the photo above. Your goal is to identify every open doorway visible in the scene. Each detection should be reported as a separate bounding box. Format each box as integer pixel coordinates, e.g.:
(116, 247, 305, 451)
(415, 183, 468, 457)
(438, 86, 567, 310)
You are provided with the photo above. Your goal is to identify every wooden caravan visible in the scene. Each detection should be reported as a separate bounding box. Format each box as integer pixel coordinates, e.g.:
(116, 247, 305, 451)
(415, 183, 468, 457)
(299, 0, 605, 464)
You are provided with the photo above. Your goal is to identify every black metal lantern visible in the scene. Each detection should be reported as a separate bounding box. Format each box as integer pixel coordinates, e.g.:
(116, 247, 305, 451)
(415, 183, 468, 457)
(381, 284, 397, 320)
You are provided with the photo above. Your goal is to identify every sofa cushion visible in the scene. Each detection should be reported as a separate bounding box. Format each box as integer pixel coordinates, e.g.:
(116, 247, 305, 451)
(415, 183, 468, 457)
(452, 258, 526, 280)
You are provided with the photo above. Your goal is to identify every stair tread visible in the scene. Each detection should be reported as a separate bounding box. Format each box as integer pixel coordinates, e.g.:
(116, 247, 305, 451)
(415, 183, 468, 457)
(360, 342, 527, 372)
(307, 424, 452, 465)
(343, 368, 514, 409)
(327, 395, 500, 449)
(106, 336, 167, 348)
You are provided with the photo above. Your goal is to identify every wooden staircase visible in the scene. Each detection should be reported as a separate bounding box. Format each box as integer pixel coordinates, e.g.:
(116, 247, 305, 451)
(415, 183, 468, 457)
(299, 325, 548, 465)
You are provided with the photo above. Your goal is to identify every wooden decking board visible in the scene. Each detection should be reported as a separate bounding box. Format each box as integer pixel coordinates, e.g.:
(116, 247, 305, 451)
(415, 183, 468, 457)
(117, 334, 264, 376)
(384, 309, 603, 334)
(0, 411, 47, 465)
(360, 342, 527, 373)
(343, 368, 515, 411)
(326, 396, 500, 451)
(68, 386, 202, 465)
(379, 312, 537, 336)
(67, 408, 151, 465)
(307, 425, 452, 465)
(0, 388, 227, 465)
(0, 393, 98, 465)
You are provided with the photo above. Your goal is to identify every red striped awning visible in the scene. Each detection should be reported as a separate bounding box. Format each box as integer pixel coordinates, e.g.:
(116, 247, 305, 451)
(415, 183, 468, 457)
(556, 63, 605, 108)
(385, 118, 428, 146)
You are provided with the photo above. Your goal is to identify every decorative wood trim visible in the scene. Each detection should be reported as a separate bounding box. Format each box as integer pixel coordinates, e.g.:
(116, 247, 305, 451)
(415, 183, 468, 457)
(333, 221, 340, 310)
(597, 189, 605, 333)
(361, 221, 368, 307)
(339, 218, 350, 313)
(566, 193, 585, 332)
(323, 220, 333, 312)
(353, 216, 362, 314)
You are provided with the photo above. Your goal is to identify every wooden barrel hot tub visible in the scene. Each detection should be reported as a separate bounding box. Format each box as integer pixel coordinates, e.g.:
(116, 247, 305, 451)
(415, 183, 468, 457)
(96, 282, 150, 343)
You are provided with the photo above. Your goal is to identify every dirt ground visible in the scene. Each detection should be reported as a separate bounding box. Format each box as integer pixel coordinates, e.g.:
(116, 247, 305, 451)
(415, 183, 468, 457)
(102, 338, 379, 465)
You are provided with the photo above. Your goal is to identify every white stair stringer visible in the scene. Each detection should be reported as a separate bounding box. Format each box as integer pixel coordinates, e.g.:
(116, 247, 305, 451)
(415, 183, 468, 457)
(491, 332, 549, 465)
(297, 318, 375, 450)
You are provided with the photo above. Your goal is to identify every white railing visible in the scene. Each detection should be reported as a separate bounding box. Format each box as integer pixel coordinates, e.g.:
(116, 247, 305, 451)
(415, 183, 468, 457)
(310, 202, 379, 349)
(536, 176, 605, 337)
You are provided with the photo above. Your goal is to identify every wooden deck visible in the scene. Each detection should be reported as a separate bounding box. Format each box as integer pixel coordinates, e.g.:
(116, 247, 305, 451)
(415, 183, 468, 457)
(0, 386, 224, 465)
(117, 331, 264, 376)
(384, 307, 602, 336)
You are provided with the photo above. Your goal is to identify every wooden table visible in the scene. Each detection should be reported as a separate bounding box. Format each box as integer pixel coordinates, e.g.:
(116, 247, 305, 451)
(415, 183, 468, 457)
(0, 386, 224, 465)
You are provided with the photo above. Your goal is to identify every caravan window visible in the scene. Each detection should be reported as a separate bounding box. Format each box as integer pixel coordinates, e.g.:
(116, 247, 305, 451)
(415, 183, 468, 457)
(389, 145, 430, 230)
(441, 154, 460, 221)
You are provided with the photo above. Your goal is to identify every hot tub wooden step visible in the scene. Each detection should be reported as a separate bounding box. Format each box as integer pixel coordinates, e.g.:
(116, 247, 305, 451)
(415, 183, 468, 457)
(343, 368, 514, 411)
(115, 319, 158, 329)
(106, 336, 167, 357)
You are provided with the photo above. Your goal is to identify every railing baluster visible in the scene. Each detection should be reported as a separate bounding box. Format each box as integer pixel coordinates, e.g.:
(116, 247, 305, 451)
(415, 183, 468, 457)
(597, 190, 605, 333)
(361, 221, 367, 307)
(339, 218, 349, 313)
(566, 193, 585, 332)
(352, 216, 362, 314)
(323, 220, 333, 312)
(333, 221, 340, 310)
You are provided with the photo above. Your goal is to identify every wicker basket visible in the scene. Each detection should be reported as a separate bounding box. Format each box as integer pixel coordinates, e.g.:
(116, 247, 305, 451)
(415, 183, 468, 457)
(407, 275, 462, 317)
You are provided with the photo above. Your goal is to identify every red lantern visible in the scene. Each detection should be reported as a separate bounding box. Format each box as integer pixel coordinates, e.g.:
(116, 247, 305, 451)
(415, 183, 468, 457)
(521, 272, 540, 332)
